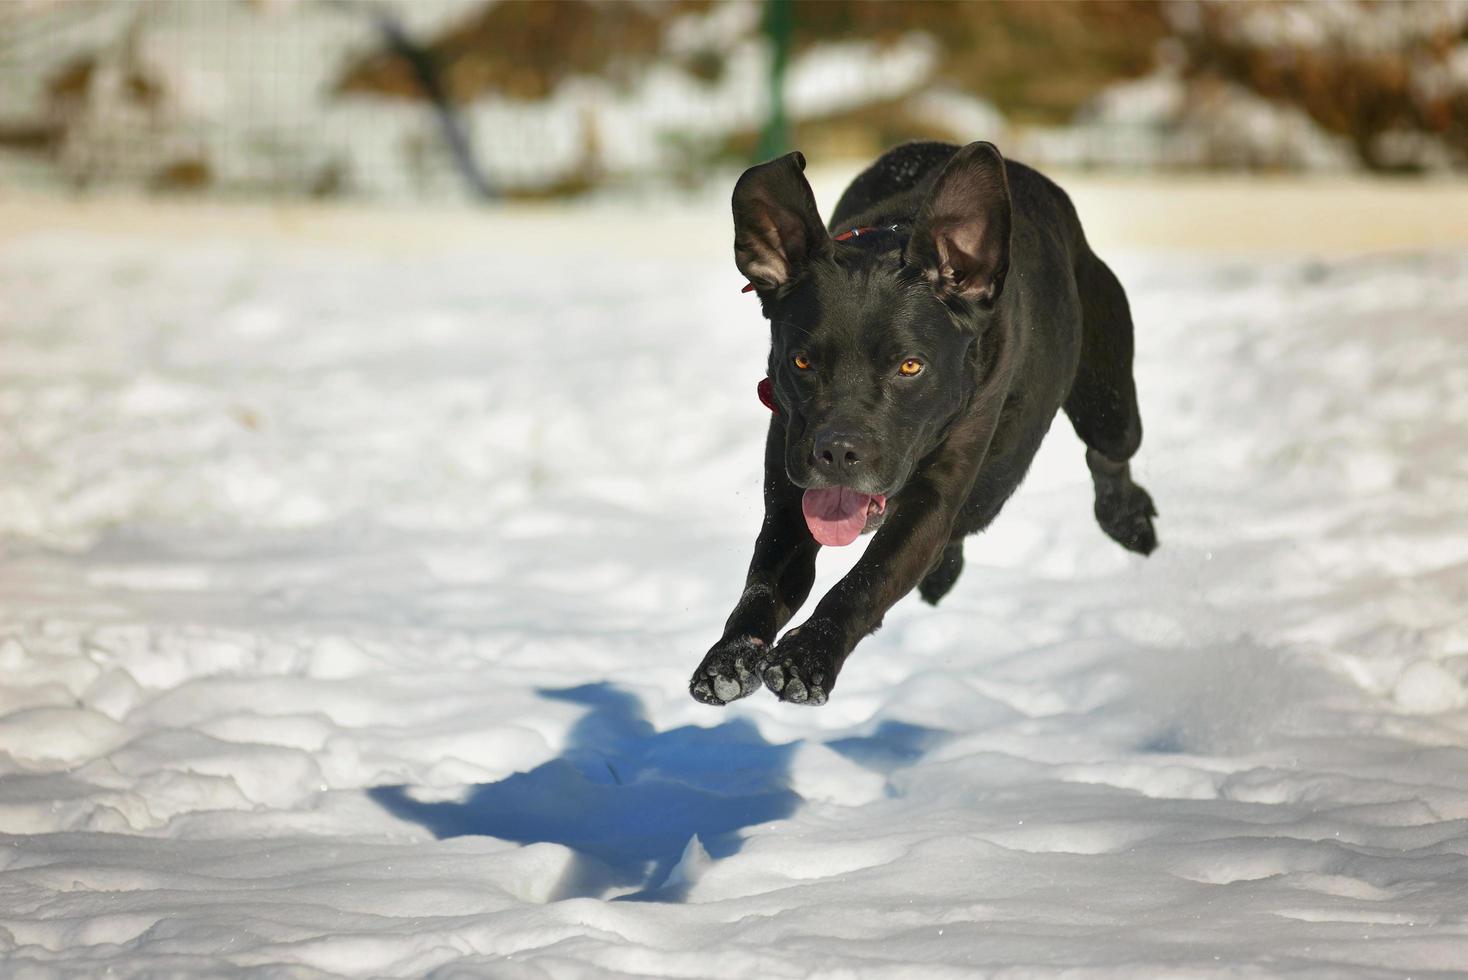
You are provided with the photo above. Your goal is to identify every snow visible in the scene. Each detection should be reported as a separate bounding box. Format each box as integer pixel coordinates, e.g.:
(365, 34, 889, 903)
(2, 195, 1468, 976)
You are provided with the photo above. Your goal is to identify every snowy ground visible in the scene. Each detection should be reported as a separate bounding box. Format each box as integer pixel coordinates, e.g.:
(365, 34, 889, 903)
(2, 194, 1467, 977)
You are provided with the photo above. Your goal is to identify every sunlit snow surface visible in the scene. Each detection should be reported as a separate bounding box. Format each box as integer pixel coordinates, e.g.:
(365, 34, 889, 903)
(2, 223, 1467, 977)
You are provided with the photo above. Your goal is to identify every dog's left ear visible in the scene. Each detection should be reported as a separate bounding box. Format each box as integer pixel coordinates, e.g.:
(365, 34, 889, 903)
(906, 141, 1012, 305)
(732, 151, 830, 292)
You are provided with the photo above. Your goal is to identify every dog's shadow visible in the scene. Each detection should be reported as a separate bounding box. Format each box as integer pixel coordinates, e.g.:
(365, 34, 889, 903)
(369, 683, 941, 902)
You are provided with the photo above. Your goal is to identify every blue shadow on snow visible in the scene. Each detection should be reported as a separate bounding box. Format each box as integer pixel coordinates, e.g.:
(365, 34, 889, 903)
(369, 683, 942, 902)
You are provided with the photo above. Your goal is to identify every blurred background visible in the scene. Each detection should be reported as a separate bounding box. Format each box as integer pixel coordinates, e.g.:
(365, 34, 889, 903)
(3, 0, 1467, 204)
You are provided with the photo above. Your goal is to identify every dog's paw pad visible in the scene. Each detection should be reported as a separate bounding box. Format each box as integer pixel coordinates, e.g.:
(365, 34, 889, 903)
(763, 659, 829, 706)
(690, 636, 765, 706)
(780, 672, 827, 705)
(783, 678, 828, 706)
(712, 673, 745, 703)
(761, 622, 842, 706)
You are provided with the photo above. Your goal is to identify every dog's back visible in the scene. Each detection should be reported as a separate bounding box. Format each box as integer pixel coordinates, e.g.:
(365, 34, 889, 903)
(831, 141, 1087, 264)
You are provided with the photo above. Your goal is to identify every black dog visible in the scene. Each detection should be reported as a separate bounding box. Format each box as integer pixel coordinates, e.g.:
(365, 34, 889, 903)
(690, 141, 1157, 707)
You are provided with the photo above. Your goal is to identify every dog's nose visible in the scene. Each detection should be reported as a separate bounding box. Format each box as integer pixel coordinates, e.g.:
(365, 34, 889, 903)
(812, 429, 870, 479)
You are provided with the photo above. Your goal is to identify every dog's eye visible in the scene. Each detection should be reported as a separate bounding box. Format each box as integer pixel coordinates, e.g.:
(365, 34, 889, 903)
(898, 358, 924, 377)
(792, 352, 813, 371)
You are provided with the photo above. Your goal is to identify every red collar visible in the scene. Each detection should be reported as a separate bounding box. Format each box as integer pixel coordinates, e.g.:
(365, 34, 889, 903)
(757, 377, 778, 414)
(741, 224, 901, 293)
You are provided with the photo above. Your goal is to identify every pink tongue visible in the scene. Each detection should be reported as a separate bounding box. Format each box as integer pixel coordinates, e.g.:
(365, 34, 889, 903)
(802, 488, 879, 547)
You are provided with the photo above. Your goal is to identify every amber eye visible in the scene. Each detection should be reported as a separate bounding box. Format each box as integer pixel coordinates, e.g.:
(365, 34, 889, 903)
(899, 358, 924, 377)
(792, 352, 813, 371)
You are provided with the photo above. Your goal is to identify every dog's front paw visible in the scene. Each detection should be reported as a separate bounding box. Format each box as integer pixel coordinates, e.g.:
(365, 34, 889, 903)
(762, 622, 845, 706)
(690, 635, 768, 706)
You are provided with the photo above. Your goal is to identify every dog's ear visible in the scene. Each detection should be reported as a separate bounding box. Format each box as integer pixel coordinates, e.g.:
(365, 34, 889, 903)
(732, 151, 830, 292)
(906, 141, 1012, 305)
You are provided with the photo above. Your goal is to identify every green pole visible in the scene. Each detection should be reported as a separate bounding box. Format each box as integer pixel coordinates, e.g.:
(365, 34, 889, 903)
(758, 0, 792, 161)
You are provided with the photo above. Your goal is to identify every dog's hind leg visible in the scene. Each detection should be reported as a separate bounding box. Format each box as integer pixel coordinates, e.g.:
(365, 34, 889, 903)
(1085, 448, 1157, 555)
(1064, 254, 1158, 555)
(918, 539, 964, 606)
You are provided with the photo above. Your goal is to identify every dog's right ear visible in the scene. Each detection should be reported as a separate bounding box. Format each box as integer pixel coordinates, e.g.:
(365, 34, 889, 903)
(732, 151, 830, 292)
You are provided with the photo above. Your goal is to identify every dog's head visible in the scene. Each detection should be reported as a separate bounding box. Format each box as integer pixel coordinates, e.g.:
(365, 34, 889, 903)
(733, 142, 1012, 545)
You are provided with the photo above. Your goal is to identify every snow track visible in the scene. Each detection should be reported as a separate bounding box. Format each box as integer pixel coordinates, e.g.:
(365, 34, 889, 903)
(2, 214, 1467, 976)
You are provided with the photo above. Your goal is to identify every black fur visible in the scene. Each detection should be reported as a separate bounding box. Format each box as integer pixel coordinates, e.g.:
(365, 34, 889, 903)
(691, 141, 1157, 707)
